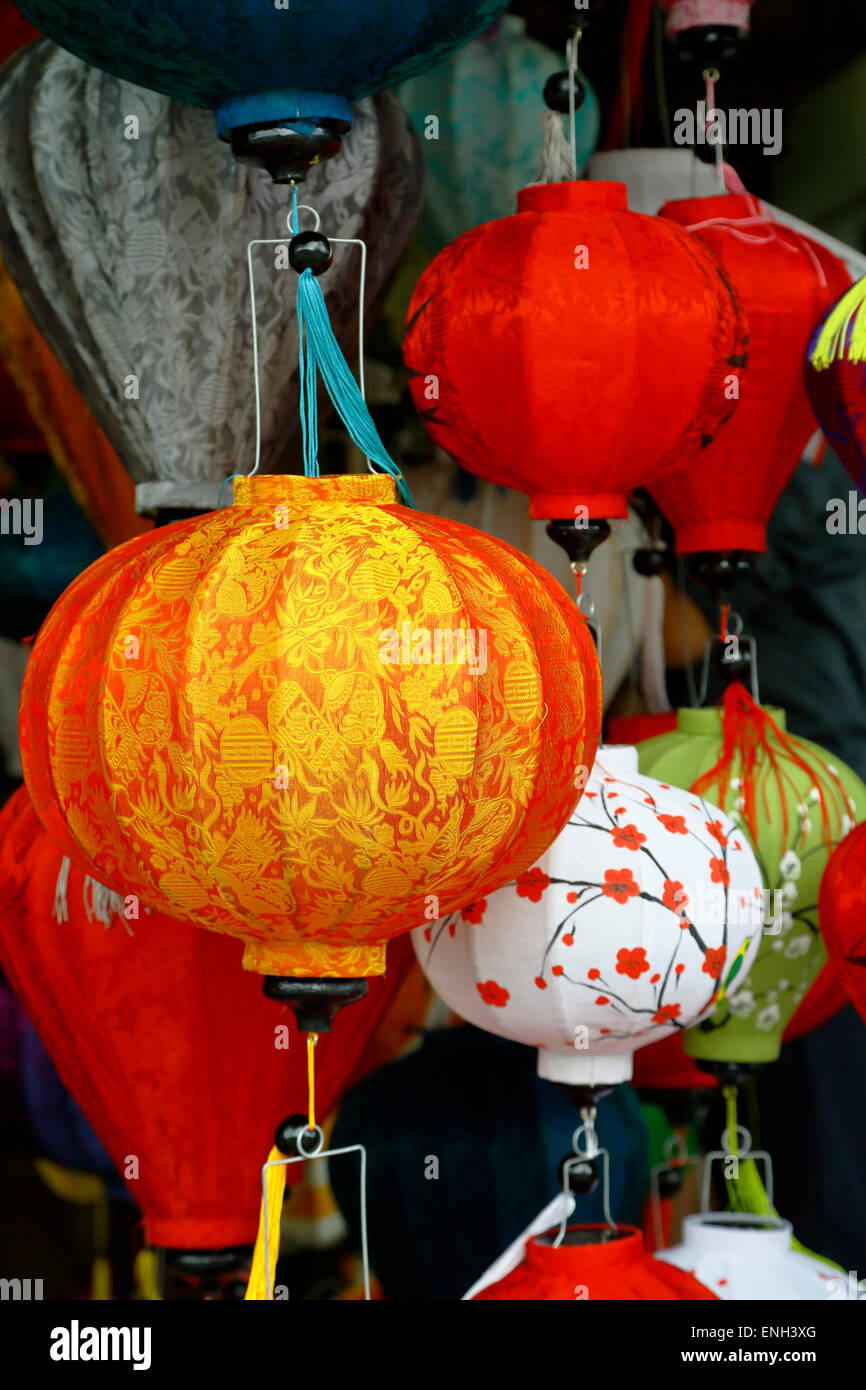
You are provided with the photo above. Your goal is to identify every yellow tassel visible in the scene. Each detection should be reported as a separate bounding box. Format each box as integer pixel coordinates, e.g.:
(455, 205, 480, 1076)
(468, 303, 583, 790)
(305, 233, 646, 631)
(809, 275, 866, 368)
(245, 1146, 287, 1301)
(134, 1249, 162, 1301)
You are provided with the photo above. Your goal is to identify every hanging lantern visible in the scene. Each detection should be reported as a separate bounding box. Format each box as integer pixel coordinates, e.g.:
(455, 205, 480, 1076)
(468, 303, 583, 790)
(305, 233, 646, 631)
(818, 820, 866, 1026)
(412, 744, 761, 1091)
(804, 277, 866, 497)
(472, 1224, 718, 1300)
(657, 1214, 844, 1298)
(13, 0, 507, 180)
(0, 42, 423, 517)
(637, 689, 865, 1077)
(648, 193, 850, 604)
(658, 1, 754, 62)
(0, 786, 412, 1257)
(21, 473, 601, 1003)
(403, 180, 747, 552)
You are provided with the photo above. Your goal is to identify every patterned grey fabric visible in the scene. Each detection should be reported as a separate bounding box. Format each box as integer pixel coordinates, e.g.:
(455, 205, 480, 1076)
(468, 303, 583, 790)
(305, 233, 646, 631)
(0, 41, 423, 512)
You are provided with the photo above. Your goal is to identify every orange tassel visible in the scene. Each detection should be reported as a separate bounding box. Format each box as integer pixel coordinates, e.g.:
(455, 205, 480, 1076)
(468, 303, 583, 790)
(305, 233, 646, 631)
(690, 682, 853, 847)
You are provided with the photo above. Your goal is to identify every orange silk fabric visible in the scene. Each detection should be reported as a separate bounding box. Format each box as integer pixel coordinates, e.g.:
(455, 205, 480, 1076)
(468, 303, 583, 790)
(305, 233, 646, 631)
(21, 473, 602, 978)
(403, 179, 746, 520)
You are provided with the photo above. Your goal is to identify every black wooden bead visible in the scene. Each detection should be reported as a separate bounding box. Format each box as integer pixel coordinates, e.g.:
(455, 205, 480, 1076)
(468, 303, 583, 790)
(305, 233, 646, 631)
(289, 230, 333, 275)
(544, 70, 587, 114)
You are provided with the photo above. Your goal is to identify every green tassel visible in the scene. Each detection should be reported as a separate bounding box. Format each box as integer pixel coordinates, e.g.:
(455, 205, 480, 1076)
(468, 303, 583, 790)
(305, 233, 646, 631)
(809, 275, 866, 369)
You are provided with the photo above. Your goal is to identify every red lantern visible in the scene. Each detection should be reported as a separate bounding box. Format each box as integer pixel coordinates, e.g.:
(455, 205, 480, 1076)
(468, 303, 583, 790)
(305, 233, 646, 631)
(632, 1031, 716, 1091)
(404, 180, 746, 521)
(471, 1225, 718, 1300)
(818, 821, 866, 1025)
(0, 786, 412, 1250)
(650, 193, 850, 555)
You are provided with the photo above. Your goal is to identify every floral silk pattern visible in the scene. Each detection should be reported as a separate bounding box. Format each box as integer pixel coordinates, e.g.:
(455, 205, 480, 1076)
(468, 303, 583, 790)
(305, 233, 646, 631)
(412, 746, 762, 1087)
(21, 474, 602, 979)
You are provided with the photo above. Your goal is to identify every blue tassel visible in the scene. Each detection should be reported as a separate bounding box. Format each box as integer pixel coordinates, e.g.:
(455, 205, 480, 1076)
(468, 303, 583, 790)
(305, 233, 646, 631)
(295, 267, 415, 508)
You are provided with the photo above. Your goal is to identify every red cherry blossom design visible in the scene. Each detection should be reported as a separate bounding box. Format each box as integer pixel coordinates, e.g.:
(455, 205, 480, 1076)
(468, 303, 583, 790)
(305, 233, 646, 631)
(706, 820, 729, 847)
(562, 934, 574, 947)
(584, 792, 598, 799)
(461, 899, 487, 924)
(675, 963, 685, 976)
(517, 867, 551, 903)
(650, 973, 660, 984)
(477, 980, 509, 1007)
(616, 947, 650, 980)
(652, 1003, 681, 1025)
(587, 968, 600, 980)
(657, 813, 687, 835)
(662, 879, 689, 916)
(601, 867, 640, 903)
(702, 946, 727, 980)
(566, 891, 578, 904)
(612, 823, 646, 851)
(595, 995, 610, 1005)
(659, 785, 670, 790)
(709, 857, 730, 888)
(614, 806, 627, 816)
(600, 1028, 611, 1035)
(534, 976, 547, 990)
(552, 965, 564, 977)
(423, 927, 432, 942)
(603, 777, 617, 783)
(448, 921, 456, 936)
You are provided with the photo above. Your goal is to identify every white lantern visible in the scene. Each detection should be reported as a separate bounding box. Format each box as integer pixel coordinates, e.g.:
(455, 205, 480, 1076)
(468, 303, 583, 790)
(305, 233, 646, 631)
(412, 745, 762, 1087)
(656, 1213, 846, 1300)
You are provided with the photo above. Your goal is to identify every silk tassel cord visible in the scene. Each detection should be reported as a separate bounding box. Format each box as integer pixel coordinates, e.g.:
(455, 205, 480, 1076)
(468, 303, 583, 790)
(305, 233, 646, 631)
(810, 274, 866, 367)
(245, 1033, 321, 1301)
(295, 267, 414, 506)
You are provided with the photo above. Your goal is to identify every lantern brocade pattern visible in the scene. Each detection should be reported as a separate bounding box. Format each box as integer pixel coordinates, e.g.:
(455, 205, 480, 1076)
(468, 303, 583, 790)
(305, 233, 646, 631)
(21, 473, 602, 979)
(403, 179, 747, 521)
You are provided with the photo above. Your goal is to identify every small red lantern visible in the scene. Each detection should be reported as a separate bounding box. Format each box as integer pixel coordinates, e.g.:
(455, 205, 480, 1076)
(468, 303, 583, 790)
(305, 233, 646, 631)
(404, 180, 746, 523)
(818, 821, 866, 1026)
(650, 193, 850, 556)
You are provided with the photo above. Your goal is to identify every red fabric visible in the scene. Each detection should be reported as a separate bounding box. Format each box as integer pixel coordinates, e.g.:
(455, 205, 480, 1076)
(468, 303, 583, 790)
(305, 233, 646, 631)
(601, 0, 653, 151)
(0, 4, 38, 60)
(650, 193, 850, 554)
(818, 822, 866, 1026)
(472, 1225, 718, 1300)
(605, 712, 677, 746)
(0, 786, 413, 1249)
(404, 180, 747, 520)
(632, 1029, 717, 1090)
(782, 958, 847, 1042)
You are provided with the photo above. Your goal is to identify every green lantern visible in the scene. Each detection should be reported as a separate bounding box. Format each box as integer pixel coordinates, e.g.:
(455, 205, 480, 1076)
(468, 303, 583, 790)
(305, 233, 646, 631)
(637, 687, 865, 1074)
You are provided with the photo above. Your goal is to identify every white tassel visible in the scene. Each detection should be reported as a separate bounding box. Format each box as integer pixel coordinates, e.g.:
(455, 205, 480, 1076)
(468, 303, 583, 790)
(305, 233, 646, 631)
(537, 110, 576, 184)
(53, 858, 71, 924)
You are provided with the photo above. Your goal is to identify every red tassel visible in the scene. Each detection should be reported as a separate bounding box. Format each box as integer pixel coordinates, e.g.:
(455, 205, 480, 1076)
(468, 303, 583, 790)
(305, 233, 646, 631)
(690, 682, 853, 848)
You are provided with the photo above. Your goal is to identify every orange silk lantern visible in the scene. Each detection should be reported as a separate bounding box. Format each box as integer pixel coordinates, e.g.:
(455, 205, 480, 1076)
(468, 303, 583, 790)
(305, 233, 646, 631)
(403, 180, 746, 522)
(650, 193, 850, 556)
(21, 472, 601, 991)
